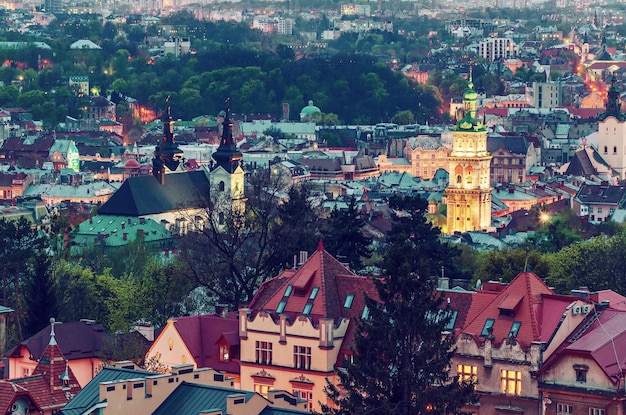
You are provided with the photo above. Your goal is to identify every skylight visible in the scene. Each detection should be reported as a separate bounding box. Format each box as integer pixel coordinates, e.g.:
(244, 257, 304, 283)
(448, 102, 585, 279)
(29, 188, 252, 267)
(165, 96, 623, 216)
(284, 285, 293, 297)
(303, 303, 313, 315)
(480, 318, 495, 337)
(509, 321, 521, 337)
(309, 286, 320, 300)
(276, 300, 286, 314)
(344, 294, 355, 309)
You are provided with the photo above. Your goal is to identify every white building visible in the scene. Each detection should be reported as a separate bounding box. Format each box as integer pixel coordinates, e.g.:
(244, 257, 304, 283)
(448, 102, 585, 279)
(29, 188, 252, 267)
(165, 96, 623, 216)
(478, 37, 517, 62)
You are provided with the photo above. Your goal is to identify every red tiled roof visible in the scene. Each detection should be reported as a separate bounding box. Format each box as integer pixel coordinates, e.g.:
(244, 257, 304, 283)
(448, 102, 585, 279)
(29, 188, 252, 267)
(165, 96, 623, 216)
(541, 309, 626, 384)
(170, 314, 240, 374)
(462, 272, 560, 350)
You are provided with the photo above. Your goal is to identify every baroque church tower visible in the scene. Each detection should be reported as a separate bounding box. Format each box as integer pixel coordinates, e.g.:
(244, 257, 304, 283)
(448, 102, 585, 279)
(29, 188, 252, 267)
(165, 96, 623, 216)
(152, 98, 184, 185)
(209, 103, 246, 218)
(445, 71, 492, 234)
(597, 76, 626, 179)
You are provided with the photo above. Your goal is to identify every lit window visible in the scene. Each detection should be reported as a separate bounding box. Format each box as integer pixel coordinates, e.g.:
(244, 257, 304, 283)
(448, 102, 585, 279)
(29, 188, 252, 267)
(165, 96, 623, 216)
(255, 341, 273, 364)
(254, 383, 271, 398)
(509, 321, 522, 337)
(276, 300, 286, 314)
(344, 294, 355, 309)
(219, 345, 230, 362)
(500, 370, 522, 395)
(293, 346, 312, 369)
(480, 318, 495, 337)
(589, 408, 605, 415)
(457, 364, 477, 382)
(309, 287, 319, 300)
(303, 303, 313, 315)
(556, 403, 573, 414)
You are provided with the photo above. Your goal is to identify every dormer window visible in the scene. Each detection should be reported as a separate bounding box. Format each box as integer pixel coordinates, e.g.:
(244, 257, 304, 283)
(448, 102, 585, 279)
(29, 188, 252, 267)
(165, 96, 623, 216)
(219, 344, 230, 362)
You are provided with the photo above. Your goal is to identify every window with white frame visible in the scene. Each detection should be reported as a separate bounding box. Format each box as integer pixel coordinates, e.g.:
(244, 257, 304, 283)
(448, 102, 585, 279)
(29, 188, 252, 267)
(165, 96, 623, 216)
(255, 341, 273, 364)
(556, 403, 573, 414)
(293, 346, 312, 370)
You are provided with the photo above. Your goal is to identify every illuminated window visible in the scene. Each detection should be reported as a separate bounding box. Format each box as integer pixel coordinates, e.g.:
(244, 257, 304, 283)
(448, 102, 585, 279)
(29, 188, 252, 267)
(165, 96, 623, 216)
(293, 389, 313, 410)
(255, 341, 273, 364)
(500, 370, 521, 395)
(556, 403, 573, 414)
(219, 345, 230, 362)
(293, 346, 312, 369)
(254, 383, 271, 398)
(457, 364, 477, 382)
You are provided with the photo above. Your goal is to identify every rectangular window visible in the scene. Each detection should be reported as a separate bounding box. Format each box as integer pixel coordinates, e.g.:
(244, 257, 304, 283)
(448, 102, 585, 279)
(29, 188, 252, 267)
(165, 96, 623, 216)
(276, 300, 286, 314)
(255, 341, 273, 364)
(589, 409, 605, 415)
(303, 303, 313, 315)
(457, 364, 477, 382)
(500, 370, 522, 395)
(284, 285, 293, 297)
(309, 287, 320, 300)
(293, 389, 313, 410)
(556, 403, 573, 414)
(293, 345, 312, 369)
(254, 383, 271, 398)
(219, 345, 230, 362)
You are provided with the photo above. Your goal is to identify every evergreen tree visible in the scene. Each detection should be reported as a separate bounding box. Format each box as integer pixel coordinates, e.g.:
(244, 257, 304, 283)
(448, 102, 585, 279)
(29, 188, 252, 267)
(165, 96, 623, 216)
(322, 196, 372, 271)
(23, 253, 58, 338)
(322, 195, 476, 415)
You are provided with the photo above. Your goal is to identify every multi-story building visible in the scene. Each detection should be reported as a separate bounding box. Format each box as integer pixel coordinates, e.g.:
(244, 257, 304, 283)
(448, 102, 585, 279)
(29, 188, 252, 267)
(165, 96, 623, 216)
(446, 75, 493, 234)
(403, 136, 450, 180)
(527, 82, 562, 109)
(478, 38, 518, 62)
(572, 183, 626, 224)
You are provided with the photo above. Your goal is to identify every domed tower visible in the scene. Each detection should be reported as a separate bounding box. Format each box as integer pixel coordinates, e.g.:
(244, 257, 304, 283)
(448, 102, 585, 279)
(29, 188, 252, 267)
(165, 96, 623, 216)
(300, 100, 322, 122)
(445, 70, 492, 234)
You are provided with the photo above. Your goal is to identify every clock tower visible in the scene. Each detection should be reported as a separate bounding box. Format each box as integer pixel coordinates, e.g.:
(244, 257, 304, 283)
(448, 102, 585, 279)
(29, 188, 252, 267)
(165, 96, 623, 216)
(445, 73, 492, 234)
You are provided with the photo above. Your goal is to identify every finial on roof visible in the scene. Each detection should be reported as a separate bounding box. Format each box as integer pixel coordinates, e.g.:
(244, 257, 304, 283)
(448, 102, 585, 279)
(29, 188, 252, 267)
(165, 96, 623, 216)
(317, 240, 325, 251)
(49, 317, 57, 346)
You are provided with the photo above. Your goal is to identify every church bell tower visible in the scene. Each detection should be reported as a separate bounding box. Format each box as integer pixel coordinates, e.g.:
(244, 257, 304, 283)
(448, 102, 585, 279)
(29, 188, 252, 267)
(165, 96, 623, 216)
(445, 71, 492, 234)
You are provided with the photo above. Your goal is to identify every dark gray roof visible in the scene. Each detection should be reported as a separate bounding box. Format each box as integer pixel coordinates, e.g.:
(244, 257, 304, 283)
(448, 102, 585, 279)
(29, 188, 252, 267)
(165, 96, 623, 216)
(153, 382, 256, 415)
(576, 183, 626, 205)
(487, 135, 529, 155)
(59, 366, 156, 415)
(98, 170, 210, 216)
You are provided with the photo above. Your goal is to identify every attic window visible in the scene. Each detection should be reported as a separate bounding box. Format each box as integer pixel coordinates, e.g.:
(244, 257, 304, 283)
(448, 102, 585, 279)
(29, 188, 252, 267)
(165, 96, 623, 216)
(303, 303, 313, 315)
(509, 321, 522, 337)
(276, 300, 286, 314)
(309, 287, 320, 300)
(480, 318, 495, 337)
(344, 294, 355, 309)
(284, 285, 293, 297)
(574, 364, 588, 383)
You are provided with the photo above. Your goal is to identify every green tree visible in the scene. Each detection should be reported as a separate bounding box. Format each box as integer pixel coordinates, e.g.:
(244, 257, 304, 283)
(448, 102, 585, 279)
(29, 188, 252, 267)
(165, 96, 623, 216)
(23, 253, 58, 338)
(322, 194, 476, 415)
(391, 109, 415, 125)
(476, 247, 549, 284)
(322, 197, 372, 271)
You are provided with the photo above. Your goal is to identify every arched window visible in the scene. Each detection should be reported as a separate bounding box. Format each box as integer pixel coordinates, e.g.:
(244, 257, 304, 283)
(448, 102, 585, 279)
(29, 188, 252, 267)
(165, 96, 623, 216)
(604, 146, 608, 154)
(614, 146, 618, 154)
(219, 181, 225, 192)
(457, 175, 462, 184)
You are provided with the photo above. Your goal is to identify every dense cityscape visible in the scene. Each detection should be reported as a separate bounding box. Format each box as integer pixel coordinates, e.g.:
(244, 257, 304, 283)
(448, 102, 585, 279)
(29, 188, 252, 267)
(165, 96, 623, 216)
(0, 0, 624, 414)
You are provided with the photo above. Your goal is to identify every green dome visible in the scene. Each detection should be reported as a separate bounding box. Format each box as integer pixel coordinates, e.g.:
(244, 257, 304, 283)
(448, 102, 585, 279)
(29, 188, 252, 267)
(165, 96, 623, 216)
(300, 100, 321, 116)
(464, 82, 478, 100)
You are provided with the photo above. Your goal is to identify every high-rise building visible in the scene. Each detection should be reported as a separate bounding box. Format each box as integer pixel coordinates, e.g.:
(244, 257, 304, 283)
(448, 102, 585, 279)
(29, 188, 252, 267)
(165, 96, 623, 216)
(445, 73, 492, 234)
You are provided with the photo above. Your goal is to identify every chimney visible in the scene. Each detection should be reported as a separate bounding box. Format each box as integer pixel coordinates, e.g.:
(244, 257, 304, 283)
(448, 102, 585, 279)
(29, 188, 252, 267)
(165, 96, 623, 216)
(438, 277, 449, 290)
(137, 229, 144, 237)
(121, 222, 125, 229)
(123, 233, 127, 240)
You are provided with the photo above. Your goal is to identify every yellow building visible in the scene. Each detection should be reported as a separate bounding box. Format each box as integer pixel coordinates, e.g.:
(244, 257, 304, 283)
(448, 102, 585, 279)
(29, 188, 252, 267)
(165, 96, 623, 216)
(446, 74, 492, 234)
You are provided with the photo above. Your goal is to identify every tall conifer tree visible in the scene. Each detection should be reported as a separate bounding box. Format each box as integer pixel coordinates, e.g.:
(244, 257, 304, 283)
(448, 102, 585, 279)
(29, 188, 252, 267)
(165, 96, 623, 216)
(322, 195, 476, 415)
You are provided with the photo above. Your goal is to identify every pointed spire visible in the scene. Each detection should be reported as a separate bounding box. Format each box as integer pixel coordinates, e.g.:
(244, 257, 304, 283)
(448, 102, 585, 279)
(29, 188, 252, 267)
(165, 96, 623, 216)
(211, 97, 243, 173)
(49, 317, 57, 346)
(317, 239, 325, 252)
